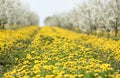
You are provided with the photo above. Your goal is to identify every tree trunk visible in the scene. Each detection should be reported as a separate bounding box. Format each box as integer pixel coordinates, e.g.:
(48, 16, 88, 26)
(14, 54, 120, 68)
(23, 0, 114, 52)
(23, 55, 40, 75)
(108, 32, 110, 38)
(101, 30, 104, 36)
(1, 25, 4, 29)
(115, 26, 118, 37)
(106, 29, 111, 38)
(115, 18, 118, 37)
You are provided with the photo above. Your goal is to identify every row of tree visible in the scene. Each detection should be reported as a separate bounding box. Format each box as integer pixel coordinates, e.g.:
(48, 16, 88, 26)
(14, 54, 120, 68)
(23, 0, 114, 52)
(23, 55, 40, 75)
(0, 0, 39, 29)
(44, 0, 120, 37)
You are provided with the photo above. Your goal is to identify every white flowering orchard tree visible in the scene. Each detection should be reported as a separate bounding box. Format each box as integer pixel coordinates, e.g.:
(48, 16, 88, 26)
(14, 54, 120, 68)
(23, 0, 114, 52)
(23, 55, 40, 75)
(91, 0, 120, 36)
(44, 16, 57, 26)
(68, 8, 80, 30)
(106, 0, 120, 36)
(0, 0, 39, 29)
(44, 0, 120, 36)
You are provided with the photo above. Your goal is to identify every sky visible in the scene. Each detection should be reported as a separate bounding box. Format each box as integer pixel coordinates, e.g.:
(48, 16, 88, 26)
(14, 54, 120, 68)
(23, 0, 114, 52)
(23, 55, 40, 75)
(24, 0, 84, 26)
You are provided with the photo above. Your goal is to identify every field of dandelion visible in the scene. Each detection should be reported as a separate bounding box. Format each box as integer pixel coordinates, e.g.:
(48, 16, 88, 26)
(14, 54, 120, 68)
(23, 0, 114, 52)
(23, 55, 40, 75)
(0, 26, 120, 78)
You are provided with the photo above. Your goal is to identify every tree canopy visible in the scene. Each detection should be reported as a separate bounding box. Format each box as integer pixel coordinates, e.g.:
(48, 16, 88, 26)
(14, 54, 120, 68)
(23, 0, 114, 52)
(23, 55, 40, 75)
(0, 0, 39, 29)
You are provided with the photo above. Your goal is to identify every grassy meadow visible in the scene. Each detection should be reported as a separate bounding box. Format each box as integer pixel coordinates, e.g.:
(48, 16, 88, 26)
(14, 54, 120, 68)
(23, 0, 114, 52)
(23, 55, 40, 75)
(0, 26, 120, 78)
